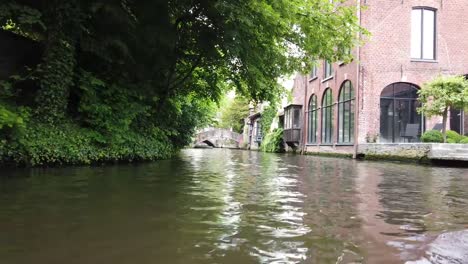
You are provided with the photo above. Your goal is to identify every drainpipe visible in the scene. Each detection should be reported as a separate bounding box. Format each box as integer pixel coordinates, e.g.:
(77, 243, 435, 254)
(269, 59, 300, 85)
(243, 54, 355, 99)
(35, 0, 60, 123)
(353, 0, 362, 159)
(302, 75, 308, 154)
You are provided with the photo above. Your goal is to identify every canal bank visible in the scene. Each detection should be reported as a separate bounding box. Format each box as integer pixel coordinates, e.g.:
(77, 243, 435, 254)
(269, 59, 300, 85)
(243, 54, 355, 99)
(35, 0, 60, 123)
(300, 143, 468, 165)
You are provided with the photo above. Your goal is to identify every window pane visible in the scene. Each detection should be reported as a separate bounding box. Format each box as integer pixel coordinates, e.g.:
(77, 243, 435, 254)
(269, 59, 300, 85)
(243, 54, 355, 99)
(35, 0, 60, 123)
(322, 89, 333, 143)
(380, 99, 394, 143)
(308, 110, 317, 143)
(422, 9, 435, 60)
(313, 111, 317, 142)
(339, 104, 344, 142)
(381, 84, 394, 97)
(344, 102, 350, 142)
(411, 9, 422, 59)
(293, 108, 300, 128)
(284, 110, 288, 129)
(394, 83, 418, 98)
(350, 99, 355, 140)
(324, 61, 333, 78)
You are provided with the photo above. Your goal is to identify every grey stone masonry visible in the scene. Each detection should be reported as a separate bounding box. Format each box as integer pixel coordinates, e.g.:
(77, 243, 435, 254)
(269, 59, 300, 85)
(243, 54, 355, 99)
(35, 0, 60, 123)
(358, 143, 432, 160)
(429, 144, 468, 161)
(358, 143, 468, 162)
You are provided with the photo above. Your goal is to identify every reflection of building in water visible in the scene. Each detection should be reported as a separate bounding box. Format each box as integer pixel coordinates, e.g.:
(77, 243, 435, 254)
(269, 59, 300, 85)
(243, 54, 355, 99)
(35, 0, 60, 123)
(355, 163, 406, 263)
(355, 162, 468, 262)
(296, 156, 363, 263)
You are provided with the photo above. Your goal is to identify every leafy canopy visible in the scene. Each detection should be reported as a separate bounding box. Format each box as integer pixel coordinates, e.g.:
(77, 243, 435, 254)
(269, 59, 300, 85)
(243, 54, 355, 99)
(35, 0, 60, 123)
(418, 75, 468, 117)
(219, 95, 251, 133)
(0, 0, 366, 165)
(418, 75, 468, 142)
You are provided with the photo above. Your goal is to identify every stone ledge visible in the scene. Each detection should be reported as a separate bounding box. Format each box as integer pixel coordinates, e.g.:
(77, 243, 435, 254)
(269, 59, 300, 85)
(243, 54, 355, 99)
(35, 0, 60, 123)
(358, 143, 468, 163)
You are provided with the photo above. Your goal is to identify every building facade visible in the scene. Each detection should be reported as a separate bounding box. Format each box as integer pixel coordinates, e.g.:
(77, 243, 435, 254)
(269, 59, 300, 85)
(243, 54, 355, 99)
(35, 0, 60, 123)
(283, 0, 468, 156)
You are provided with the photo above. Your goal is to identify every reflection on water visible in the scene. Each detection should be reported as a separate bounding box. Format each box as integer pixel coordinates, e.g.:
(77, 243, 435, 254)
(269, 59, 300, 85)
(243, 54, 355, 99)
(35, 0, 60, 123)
(0, 149, 467, 264)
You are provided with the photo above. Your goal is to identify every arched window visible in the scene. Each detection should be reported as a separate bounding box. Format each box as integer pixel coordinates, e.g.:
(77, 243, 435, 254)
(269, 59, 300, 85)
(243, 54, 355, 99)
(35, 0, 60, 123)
(321, 89, 333, 143)
(338, 81, 354, 143)
(380, 82, 423, 143)
(307, 95, 318, 143)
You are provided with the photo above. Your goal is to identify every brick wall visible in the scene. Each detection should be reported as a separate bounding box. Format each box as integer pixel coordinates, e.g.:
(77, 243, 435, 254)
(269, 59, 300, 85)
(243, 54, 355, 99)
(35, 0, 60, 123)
(359, 0, 468, 142)
(290, 0, 468, 152)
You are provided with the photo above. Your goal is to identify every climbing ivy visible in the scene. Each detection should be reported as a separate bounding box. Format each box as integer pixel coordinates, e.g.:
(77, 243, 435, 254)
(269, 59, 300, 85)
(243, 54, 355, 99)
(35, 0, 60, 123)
(260, 103, 279, 133)
(260, 128, 284, 153)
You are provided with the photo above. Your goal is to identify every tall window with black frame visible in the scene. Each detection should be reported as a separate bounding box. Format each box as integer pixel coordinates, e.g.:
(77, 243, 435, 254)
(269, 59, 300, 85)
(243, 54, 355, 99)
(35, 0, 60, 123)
(307, 95, 318, 143)
(338, 81, 354, 143)
(321, 89, 333, 144)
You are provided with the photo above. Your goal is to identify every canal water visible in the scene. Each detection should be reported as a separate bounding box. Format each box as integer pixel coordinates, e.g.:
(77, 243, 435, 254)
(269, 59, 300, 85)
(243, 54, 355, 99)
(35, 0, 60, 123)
(1, 149, 467, 264)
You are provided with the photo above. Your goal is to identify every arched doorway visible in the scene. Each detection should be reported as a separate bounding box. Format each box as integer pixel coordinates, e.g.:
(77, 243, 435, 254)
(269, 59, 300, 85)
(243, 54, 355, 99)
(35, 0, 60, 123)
(380, 83, 423, 143)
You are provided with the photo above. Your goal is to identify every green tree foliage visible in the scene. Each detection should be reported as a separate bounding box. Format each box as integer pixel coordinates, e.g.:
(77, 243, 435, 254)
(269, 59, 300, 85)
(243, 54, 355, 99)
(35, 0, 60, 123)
(219, 96, 250, 133)
(418, 75, 468, 142)
(0, 0, 364, 166)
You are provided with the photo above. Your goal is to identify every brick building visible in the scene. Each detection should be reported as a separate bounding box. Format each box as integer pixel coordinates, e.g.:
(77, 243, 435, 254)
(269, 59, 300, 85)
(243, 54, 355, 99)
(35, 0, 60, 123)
(283, 0, 468, 156)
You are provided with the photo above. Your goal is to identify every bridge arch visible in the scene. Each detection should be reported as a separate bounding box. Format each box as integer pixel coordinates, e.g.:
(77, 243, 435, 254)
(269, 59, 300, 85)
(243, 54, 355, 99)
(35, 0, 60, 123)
(194, 128, 242, 148)
(202, 140, 216, 147)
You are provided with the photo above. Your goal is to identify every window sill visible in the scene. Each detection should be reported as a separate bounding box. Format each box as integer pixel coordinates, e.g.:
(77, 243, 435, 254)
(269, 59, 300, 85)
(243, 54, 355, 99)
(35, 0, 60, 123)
(305, 143, 319, 146)
(410, 59, 438, 63)
(320, 143, 334, 146)
(335, 143, 354, 146)
(321, 76, 334, 83)
(308, 76, 318, 82)
(339, 59, 354, 67)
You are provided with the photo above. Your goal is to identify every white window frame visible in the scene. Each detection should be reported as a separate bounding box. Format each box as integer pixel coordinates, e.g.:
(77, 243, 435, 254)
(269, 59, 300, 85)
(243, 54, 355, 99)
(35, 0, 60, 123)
(411, 7, 436, 60)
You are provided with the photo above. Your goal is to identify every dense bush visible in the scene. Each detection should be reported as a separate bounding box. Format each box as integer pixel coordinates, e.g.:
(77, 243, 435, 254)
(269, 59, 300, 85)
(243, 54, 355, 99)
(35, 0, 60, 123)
(420, 130, 444, 143)
(1, 121, 175, 166)
(260, 128, 284, 153)
(0, 104, 27, 133)
(460, 137, 468, 144)
(446, 130, 464, 143)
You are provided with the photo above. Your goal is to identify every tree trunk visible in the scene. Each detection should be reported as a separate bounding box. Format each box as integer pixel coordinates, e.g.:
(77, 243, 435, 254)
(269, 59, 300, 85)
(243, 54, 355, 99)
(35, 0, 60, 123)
(442, 106, 448, 143)
(35, 1, 81, 124)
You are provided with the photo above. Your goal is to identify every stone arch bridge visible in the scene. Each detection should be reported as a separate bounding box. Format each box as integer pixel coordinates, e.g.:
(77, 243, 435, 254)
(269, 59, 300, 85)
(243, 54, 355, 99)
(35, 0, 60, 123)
(194, 128, 242, 148)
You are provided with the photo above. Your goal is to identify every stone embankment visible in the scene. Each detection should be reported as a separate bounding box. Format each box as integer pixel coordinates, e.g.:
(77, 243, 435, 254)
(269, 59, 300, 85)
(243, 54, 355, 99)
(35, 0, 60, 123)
(357, 143, 468, 163)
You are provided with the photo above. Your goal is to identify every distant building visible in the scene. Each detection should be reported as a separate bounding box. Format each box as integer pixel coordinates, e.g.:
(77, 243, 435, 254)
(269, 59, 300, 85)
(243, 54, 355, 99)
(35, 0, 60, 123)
(244, 100, 267, 150)
(283, 0, 468, 155)
(247, 112, 262, 150)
